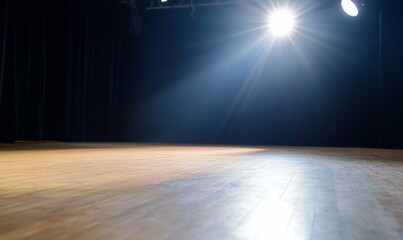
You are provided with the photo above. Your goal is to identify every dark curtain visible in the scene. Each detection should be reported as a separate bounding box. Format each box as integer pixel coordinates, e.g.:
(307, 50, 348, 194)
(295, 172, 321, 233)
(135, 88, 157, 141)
(0, 0, 132, 142)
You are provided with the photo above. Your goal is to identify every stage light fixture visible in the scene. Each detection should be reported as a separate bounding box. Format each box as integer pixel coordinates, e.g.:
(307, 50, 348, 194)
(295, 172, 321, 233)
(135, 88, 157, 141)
(341, 0, 359, 17)
(268, 9, 296, 37)
(160, 0, 168, 2)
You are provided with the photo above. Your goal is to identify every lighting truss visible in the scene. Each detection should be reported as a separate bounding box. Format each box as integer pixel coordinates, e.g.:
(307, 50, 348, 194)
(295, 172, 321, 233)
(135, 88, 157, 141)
(144, 0, 258, 11)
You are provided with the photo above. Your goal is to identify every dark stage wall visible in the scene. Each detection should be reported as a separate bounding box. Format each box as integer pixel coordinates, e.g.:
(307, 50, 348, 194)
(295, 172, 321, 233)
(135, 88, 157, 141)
(0, 0, 402, 148)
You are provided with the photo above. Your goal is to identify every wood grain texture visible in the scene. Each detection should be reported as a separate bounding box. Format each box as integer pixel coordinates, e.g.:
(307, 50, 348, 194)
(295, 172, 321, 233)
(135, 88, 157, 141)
(0, 142, 402, 240)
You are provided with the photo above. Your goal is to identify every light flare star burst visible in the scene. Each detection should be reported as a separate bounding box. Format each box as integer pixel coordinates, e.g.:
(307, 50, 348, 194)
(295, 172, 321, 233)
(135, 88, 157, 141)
(268, 9, 296, 37)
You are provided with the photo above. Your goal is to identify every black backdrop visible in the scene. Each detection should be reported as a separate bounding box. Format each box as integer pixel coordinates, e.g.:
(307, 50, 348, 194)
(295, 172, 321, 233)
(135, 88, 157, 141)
(0, 0, 402, 148)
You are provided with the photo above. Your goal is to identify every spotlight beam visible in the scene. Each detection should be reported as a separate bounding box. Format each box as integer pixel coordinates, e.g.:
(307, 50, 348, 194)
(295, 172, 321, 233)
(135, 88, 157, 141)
(341, 0, 359, 17)
(268, 9, 296, 37)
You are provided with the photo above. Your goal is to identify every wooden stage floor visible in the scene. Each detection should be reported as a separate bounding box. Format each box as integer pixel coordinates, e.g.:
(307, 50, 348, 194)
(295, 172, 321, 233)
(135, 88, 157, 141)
(0, 142, 402, 240)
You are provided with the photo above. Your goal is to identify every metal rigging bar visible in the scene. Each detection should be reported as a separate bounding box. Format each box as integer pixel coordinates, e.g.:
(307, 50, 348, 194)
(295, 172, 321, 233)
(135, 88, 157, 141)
(144, 0, 257, 10)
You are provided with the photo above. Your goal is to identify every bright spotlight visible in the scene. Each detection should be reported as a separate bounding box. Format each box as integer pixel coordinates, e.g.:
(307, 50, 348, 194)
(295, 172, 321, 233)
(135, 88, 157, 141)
(341, 0, 359, 17)
(161, 0, 168, 2)
(268, 9, 296, 37)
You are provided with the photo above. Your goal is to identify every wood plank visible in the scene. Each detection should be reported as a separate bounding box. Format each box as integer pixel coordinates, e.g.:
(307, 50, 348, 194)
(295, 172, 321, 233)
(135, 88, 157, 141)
(0, 143, 402, 240)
